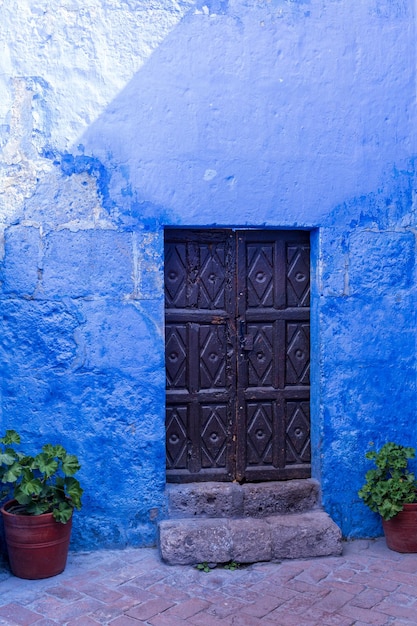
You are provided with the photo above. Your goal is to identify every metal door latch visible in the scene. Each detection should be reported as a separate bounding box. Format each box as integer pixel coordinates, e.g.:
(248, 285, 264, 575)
(239, 320, 254, 350)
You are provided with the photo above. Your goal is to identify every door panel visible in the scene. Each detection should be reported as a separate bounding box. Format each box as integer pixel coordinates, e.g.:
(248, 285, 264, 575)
(165, 229, 310, 483)
(165, 230, 236, 482)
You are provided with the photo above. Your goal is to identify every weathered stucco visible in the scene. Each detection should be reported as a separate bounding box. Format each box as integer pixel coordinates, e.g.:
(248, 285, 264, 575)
(1, 0, 416, 548)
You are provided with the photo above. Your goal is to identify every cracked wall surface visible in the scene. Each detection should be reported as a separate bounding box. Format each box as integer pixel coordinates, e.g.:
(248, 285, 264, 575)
(0, 0, 416, 548)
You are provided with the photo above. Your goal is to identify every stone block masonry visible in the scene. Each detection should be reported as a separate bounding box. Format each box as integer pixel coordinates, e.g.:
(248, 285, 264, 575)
(159, 481, 342, 564)
(0, 0, 416, 551)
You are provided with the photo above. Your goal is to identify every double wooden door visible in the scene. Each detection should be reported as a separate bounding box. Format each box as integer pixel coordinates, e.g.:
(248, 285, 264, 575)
(165, 229, 310, 483)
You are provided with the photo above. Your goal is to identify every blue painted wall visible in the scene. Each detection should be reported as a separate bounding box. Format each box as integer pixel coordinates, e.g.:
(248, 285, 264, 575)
(1, 0, 416, 547)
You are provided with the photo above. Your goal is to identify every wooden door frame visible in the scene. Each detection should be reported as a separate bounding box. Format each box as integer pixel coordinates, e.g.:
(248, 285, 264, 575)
(164, 227, 312, 483)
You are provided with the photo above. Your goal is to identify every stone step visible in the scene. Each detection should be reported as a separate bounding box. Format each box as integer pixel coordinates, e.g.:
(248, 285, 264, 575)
(166, 479, 321, 519)
(158, 510, 343, 565)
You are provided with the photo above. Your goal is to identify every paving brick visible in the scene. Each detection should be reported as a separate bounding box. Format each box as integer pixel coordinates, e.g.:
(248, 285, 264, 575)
(226, 614, 264, 625)
(0, 603, 42, 626)
(350, 587, 389, 609)
(324, 578, 366, 595)
(321, 615, 358, 626)
(66, 617, 101, 625)
(187, 612, 227, 626)
(194, 573, 229, 589)
(179, 584, 230, 603)
(116, 584, 157, 602)
(108, 618, 142, 626)
(261, 611, 319, 626)
(301, 607, 355, 626)
(338, 602, 390, 624)
(397, 582, 417, 597)
(44, 586, 84, 602)
(394, 558, 417, 574)
(131, 571, 171, 588)
(146, 582, 190, 601)
(286, 578, 331, 596)
(268, 593, 319, 617)
(239, 593, 285, 617)
(350, 622, 384, 626)
(311, 588, 356, 612)
(375, 569, 417, 586)
(205, 597, 248, 619)
(91, 604, 127, 623)
(147, 614, 189, 625)
(77, 582, 124, 603)
(374, 598, 417, 621)
(379, 590, 416, 607)
(64, 570, 104, 586)
(351, 572, 400, 592)
(163, 598, 209, 619)
(329, 567, 358, 581)
(296, 564, 333, 583)
(264, 563, 306, 582)
(248, 579, 297, 600)
(125, 597, 176, 620)
(34, 596, 103, 624)
(219, 583, 259, 602)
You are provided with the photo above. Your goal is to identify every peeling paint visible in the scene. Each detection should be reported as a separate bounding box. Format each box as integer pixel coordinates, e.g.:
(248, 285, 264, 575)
(0, 78, 53, 222)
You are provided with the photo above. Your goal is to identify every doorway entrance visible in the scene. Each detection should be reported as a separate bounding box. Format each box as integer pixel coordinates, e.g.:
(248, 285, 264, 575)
(164, 229, 310, 483)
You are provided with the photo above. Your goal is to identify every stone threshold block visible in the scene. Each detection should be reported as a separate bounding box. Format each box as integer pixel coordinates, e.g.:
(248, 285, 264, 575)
(159, 510, 343, 565)
(166, 479, 321, 519)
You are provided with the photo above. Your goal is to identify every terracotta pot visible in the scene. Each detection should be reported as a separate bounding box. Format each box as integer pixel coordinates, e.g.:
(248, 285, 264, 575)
(1, 499, 72, 579)
(382, 503, 417, 553)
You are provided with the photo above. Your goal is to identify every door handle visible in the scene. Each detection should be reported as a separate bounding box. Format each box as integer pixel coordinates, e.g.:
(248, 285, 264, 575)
(239, 320, 254, 351)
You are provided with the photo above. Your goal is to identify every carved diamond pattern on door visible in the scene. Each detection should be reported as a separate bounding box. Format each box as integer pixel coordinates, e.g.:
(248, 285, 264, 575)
(201, 405, 228, 469)
(199, 244, 228, 309)
(165, 325, 187, 389)
(199, 325, 227, 389)
(247, 245, 274, 307)
(166, 406, 188, 470)
(246, 402, 273, 465)
(247, 324, 274, 387)
(286, 322, 310, 385)
(286, 401, 310, 464)
(287, 244, 310, 307)
(165, 243, 187, 308)
(165, 230, 310, 483)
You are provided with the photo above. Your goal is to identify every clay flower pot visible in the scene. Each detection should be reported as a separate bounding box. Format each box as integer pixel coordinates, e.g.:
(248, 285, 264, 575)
(382, 503, 417, 553)
(1, 500, 72, 579)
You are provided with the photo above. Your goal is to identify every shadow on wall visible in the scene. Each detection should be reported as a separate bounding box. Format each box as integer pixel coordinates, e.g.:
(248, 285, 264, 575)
(78, 0, 414, 227)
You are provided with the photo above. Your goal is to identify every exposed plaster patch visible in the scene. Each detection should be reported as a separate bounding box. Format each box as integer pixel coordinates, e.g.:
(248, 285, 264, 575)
(1, 1, 196, 147)
(129, 231, 163, 300)
(56, 218, 117, 232)
(0, 77, 53, 222)
(195, 0, 229, 15)
(23, 153, 117, 232)
(203, 168, 217, 181)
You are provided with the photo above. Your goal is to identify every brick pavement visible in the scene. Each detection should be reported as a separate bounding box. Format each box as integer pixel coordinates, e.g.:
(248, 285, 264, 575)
(1, 538, 417, 625)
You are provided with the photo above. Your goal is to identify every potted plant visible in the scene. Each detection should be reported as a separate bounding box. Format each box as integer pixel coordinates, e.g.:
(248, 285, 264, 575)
(358, 441, 417, 553)
(0, 429, 83, 579)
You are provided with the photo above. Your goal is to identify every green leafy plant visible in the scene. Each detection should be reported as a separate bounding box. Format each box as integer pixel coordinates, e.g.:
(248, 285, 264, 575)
(196, 562, 211, 573)
(0, 430, 83, 524)
(196, 560, 244, 573)
(358, 442, 417, 521)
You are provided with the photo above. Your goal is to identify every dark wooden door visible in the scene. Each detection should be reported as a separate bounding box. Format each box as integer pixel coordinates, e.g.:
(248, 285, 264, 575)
(165, 229, 310, 483)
